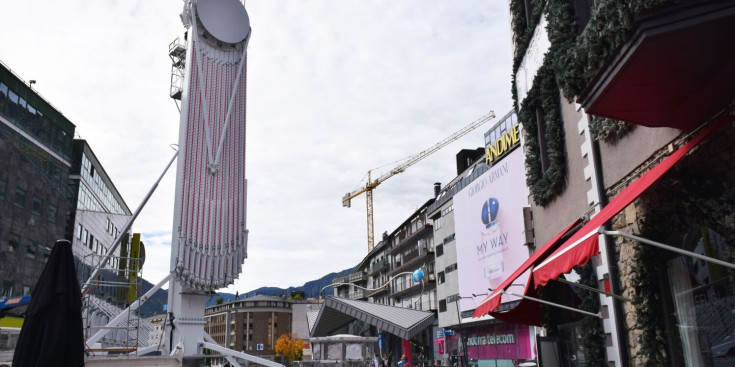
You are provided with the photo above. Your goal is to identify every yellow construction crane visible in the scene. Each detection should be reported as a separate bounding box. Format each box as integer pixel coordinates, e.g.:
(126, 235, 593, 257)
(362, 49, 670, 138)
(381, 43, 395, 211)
(342, 110, 496, 252)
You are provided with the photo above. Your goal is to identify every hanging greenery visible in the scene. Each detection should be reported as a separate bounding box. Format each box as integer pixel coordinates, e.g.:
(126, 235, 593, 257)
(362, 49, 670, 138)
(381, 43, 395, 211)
(632, 137, 735, 365)
(628, 242, 670, 366)
(511, 1, 690, 147)
(589, 116, 636, 143)
(518, 62, 567, 207)
(574, 262, 608, 366)
(510, 0, 545, 112)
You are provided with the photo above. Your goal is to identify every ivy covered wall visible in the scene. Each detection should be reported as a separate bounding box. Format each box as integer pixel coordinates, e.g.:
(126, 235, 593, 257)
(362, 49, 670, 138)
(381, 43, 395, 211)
(510, 0, 690, 206)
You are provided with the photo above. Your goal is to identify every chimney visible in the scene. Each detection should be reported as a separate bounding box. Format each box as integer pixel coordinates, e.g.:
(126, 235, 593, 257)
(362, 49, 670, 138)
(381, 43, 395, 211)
(434, 182, 441, 198)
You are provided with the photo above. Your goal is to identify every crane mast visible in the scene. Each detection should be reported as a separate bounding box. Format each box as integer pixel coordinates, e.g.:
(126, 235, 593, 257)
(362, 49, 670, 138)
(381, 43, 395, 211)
(343, 110, 496, 252)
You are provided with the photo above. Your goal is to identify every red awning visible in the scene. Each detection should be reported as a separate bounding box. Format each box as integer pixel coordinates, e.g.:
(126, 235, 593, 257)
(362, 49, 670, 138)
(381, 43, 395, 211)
(533, 116, 727, 287)
(474, 115, 728, 320)
(472, 218, 582, 318)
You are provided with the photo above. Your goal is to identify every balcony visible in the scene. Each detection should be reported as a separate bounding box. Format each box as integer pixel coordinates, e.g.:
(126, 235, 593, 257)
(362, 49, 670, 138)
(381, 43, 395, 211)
(348, 272, 367, 283)
(368, 284, 389, 297)
(391, 281, 436, 300)
(347, 289, 367, 300)
(332, 275, 349, 285)
(369, 260, 389, 275)
(389, 225, 432, 255)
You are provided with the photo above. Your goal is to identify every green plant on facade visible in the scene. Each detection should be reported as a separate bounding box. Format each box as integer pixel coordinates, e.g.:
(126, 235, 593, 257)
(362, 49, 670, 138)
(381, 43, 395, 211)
(509, 0, 723, 362)
(510, 0, 697, 205)
(518, 62, 567, 207)
(574, 262, 607, 366)
(633, 141, 735, 364)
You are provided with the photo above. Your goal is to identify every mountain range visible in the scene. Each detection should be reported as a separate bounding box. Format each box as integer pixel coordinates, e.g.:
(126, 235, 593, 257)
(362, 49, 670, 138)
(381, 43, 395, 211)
(138, 267, 354, 317)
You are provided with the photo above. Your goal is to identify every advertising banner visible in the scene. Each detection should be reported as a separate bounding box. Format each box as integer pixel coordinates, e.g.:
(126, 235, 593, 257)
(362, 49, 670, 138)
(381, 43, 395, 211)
(454, 148, 529, 313)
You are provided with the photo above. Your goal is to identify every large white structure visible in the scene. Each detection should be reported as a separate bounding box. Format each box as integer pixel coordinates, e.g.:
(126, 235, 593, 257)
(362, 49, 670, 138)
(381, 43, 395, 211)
(165, 0, 259, 364)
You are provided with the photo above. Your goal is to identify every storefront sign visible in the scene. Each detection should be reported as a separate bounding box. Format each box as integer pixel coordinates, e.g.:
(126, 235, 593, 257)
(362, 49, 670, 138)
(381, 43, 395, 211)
(450, 323, 532, 361)
(466, 333, 515, 346)
(485, 124, 520, 165)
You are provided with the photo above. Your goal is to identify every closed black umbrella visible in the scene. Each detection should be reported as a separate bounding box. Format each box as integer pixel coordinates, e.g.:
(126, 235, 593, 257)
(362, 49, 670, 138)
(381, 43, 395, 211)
(12, 239, 84, 367)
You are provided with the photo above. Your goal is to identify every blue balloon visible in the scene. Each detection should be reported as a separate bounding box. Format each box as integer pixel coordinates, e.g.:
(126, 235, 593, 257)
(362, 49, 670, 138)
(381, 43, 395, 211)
(412, 269, 424, 282)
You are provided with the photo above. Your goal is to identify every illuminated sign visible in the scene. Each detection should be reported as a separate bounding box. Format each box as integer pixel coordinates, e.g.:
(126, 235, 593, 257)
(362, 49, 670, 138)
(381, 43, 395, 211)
(485, 124, 520, 166)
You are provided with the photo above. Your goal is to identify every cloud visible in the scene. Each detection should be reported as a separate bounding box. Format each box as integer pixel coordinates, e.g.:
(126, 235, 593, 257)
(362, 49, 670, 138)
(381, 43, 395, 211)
(1, 0, 513, 293)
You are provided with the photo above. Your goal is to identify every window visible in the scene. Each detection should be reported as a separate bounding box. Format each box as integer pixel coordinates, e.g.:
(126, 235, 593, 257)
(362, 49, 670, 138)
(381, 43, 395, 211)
(445, 263, 458, 274)
(0, 178, 6, 200)
(8, 90, 18, 104)
(536, 107, 551, 172)
(32, 197, 42, 216)
(437, 271, 445, 284)
(13, 188, 26, 208)
(0, 82, 7, 97)
(434, 217, 442, 231)
(83, 228, 89, 247)
(1, 281, 13, 297)
(8, 233, 20, 252)
(76, 224, 83, 240)
(439, 299, 447, 312)
(444, 234, 456, 244)
(26, 241, 37, 259)
(573, 0, 595, 33)
(441, 204, 453, 216)
(436, 244, 444, 257)
(48, 204, 57, 223)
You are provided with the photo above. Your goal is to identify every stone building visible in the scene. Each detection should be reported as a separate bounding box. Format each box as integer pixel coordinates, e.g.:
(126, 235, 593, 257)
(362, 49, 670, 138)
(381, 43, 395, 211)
(472, 1, 735, 366)
(204, 295, 293, 364)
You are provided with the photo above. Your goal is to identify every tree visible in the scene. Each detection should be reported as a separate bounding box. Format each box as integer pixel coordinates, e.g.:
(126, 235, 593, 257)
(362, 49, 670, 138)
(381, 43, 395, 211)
(215, 296, 224, 305)
(275, 333, 304, 363)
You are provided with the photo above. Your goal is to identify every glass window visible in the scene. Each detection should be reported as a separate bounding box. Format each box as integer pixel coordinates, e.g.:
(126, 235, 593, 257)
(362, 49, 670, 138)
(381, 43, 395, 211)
(32, 197, 42, 216)
(18, 97, 27, 109)
(0, 178, 6, 200)
(436, 244, 444, 257)
(27, 104, 36, 115)
(48, 204, 57, 223)
(8, 90, 18, 104)
(667, 228, 735, 364)
(0, 82, 7, 97)
(26, 241, 37, 259)
(434, 217, 442, 231)
(8, 233, 20, 252)
(13, 188, 26, 208)
(1, 281, 13, 297)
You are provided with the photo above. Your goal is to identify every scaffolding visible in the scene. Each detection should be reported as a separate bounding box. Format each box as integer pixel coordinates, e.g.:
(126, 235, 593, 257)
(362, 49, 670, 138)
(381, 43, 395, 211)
(81, 251, 154, 355)
(169, 37, 187, 100)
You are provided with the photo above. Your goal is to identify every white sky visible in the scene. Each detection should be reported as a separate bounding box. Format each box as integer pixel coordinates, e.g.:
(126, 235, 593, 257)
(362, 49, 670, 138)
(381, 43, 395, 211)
(0, 0, 513, 293)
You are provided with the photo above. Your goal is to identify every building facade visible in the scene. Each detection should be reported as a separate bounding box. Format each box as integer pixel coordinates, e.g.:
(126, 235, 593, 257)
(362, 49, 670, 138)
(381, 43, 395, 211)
(329, 198, 441, 365)
(0, 60, 75, 298)
(475, 1, 735, 366)
(428, 111, 538, 367)
(204, 295, 293, 363)
(68, 140, 132, 274)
